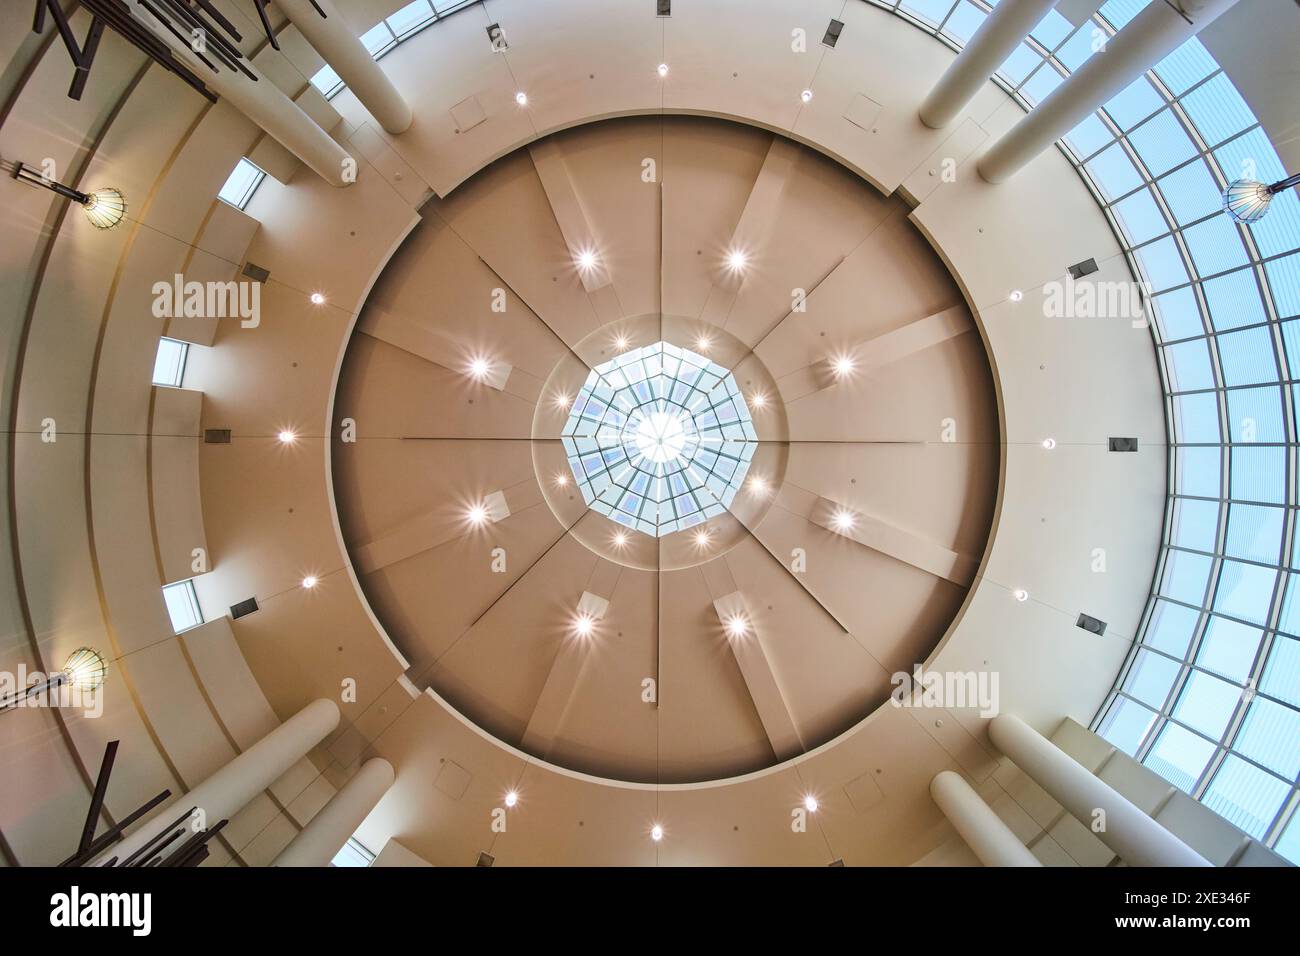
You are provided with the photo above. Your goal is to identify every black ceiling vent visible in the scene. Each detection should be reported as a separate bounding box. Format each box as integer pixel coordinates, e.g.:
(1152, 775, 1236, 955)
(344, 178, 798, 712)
(476, 851, 495, 867)
(1077, 613, 1107, 636)
(486, 23, 507, 51)
(823, 19, 844, 47)
(204, 428, 232, 444)
(241, 261, 270, 283)
(230, 597, 259, 620)
(1068, 257, 1099, 279)
(1109, 437, 1139, 452)
(656, 0, 671, 16)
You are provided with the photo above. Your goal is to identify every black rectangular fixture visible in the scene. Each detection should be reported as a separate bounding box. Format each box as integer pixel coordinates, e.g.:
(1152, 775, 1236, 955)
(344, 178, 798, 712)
(829, 858, 845, 867)
(230, 597, 259, 620)
(486, 23, 507, 51)
(241, 261, 270, 283)
(204, 429, 232, 444)
(1109, 437, 1139, 452)
(1076, 613, 1107, 636)
(1068, 257, 1099, 279)
(823, 19, 844, 47)
(476, 851, 495, 867)
(656, 0, 671, 16)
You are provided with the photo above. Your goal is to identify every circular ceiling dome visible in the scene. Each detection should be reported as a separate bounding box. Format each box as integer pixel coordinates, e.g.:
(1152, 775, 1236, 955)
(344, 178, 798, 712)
(332, 116, 1000, 784)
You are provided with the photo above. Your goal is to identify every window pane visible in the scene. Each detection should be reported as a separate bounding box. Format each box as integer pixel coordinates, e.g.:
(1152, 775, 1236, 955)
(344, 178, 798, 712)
(1234, 696, 1300, 779)
(152, 337, 188, 387)
(162, 580, 203, 634)
(1125, 647, 1182, 710)
(387, 1, 435, 39)
(360, 23, 397, 57)
(1099, 695, 1159, 755)
(1194, 615, 1262, 683)
(217, 158, 265, 209)
(1172, 669, 1241, 739)
(1202, 754, 1289, 839)
(1145, 721, 1215, 792)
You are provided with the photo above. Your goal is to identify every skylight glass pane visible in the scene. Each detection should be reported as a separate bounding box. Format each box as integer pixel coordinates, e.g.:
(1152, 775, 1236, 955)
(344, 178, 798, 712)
(1153, 39, 1217, 96)
(1162, 549, 1213, 605)
(1215, 326, 1276, 387)
(940, 2, 985, 43)
(1234, 697, 1300, 779)
(1126, 109, 1197, 177)
(1133, 235, 1188, 292)
(1203, 268, 1266, 330)
(1125, 647, 1182, 709)
(1156, 160, 1222, 227)
(310, 63, 343, 98)
(1144, 598, 1199, 657)
(1104, 76, 1164, 131)
(1086, 143, 1143, 201)
(1202, 754, 1289, 838)
(1172, 669, 1241, 739)
(1246, 190, 1300, 262)
(900, 0, 957, 27)
(1020, 63, 1064, 106)
(1145, 721, 1215, 792)
(1179, 73, 1257, 148)
(1194, 615, 1262, 683)
(1054, 26, 1098, 72)
(1030, 9, 1072, 48)
(387, 1, 435, 39)
(1182, 214, 1249, 277)
(1175, 446, 1221, 498)
(1151, 286, 1203, 341)
(217, 158, 265, 209)
(1099, 695, 1158, 755)
(1098, 0, 1152, 31)
(1163, 339, 1214, 392)
(152, 337, 189, 387)
(997, 43, 1041, 86)
(1260, 635, 1300, 704)
(1225, 386, 1284, 444)
(360, 22, 397, 57)
(1264, 252, 1300, 320)
(1170, 496, 1218, 551)
(162, 580, 203, 634)
(1064, 112, 1113, 160)
(1229, 446, 1286, 504)
(330, 837, 375, 867)
(1112, 188, 1168, 245)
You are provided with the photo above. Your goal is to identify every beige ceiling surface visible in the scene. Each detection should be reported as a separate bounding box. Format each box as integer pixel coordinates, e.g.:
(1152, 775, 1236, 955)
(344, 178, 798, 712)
(332, 116, 999, 783)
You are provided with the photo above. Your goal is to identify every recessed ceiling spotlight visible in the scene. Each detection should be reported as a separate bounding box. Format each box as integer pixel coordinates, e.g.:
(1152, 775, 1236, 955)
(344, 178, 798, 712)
(748, 475, 767, 495)
(612, 530, 629, 548)
(803, 794, 819, 813)
(467, 503, 489, 526)
(801, 89, 814, 103)
(657, 63, 669, 77)
(555, 473, 570, 487)
(832, 508, 856, 533)
(832, 354, 856, 378)
(614, 334, 630, 351)
(693, 528, 712, 548)
(554, 392, 572, 410)
(750, 391, 768, 408)
(1042, 438, 1056, 450)
(695, 334, 712, 351)
(650, 823, 664, 842)
(278, 429, 297, 444)
(310, 292, 326, 305)
(573, 612, 596, 638)
(468, 357, 491, 380)
(1009, 290, 1024, 302)
(725, 615, 748, 639)
(301, 576, 317, 589)
(504, 790, 519, 808)
(515, 91, 528, 106)
(725, 249, 747, 273)
(576, 248, 598, 272)
(1013, 588, 1029, 602)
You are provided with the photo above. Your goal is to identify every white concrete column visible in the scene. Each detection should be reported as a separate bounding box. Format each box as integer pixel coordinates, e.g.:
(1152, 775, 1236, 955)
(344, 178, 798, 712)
(977, 0, 1242, 182)
(100, 699, 341, 865)
(278, 0, 413, 135)
(126, 6, 353, 186)
(930, 771, 1042, 867)
(273, 757, 395, 867)
(919, 0, 1062, 129)
(989, 714, 1211, 866)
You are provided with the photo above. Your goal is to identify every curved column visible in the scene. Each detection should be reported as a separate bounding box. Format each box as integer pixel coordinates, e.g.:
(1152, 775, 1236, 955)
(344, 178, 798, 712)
(100, 699, 341, 864)
(930, 771, 1041, 867)
(919, 0, 1061, 129)
(278, 0, 414, 135)
(977, 0, 1243, 182)
(989, 714, 1211, 867)
(273, 757, 395, 867)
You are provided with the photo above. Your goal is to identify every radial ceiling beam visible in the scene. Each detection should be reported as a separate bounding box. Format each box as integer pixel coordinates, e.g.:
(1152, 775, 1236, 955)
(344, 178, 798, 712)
(520, 573, 617, 757)
(773, 304, 971, 403)
(810, 496, 977, 587)
(699, 136, 801, 326)
(528, 139, 623, 321)
(710, 588, 803, 761)
(353, 487, 530, 575)
(359, 306, 542, 401)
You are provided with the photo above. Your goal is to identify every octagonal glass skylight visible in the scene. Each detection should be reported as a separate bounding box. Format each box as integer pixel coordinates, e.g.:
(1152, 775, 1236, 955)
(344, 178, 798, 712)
(561, 341, 757, 537)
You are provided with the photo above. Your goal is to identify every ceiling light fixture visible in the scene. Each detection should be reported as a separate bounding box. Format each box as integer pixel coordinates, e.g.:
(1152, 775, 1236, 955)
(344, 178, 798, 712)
(2, 647, 106, 711)
(3, 160, 127, 229)
(278, 429, 297, 445)
(725, 615, 748, 639)
(803, 795, 819, 813)
(725, 249, 747, 273)
(301, 576, 317, 589)
(515, 91, 528, 106)
(1042, 438, 1056, 450)
(695, 334, 712, 351)
(657, 63, 669, 77)
(554, 392, 572, 410)
(555, 473, 570, 487)
(749, 391, 767, 409)
(614, 334, 630, 351)
(801, 89, 814, 103)
(1009, 290, 1023, 302)
(1224, 173, 1300, 224)
(504, 790, 519, 808)
(468, 357, 491, 380)
(612, 530, 629, 548)
(650, 824, 664, 842)
(573, 612, 596, 638)
(467, 503, 489, 526)
(310, 292, 326, 305)
(832, 355, 856, 378)
(576, 248, 598, 272)
(693, 528, 712, 548)
(748, 475, 767, 494)
(1013, 588, 1029, 602)
(832, 508, 856, 533)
